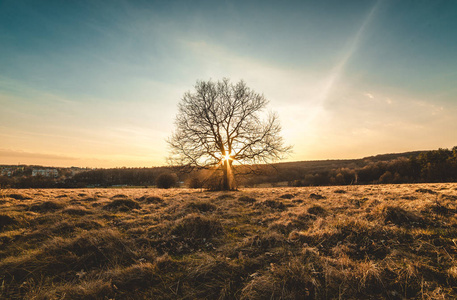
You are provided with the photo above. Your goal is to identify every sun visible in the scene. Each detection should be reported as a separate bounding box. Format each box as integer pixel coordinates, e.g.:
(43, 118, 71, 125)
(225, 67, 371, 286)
(224, 153, 231, 161)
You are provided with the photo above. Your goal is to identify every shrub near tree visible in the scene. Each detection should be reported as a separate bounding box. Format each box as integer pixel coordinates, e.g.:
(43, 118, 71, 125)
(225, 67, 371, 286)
(156, 173, 177, 189)
(188, 176, 204, 189)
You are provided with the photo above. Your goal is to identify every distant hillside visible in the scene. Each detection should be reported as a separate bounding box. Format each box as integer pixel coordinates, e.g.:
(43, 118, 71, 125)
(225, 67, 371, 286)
(273, 150, 426, 170)
(1, 148, 455, 188)
(236, 148, 454, 187)
(0, 150, 427, 176)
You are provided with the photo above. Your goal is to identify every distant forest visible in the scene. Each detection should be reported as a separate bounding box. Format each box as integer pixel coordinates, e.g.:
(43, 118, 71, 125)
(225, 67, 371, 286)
(1, 146, 456, 189)
(246, 146, 457, 187)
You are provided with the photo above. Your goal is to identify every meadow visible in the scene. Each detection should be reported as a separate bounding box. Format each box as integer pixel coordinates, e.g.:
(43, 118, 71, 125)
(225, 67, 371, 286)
(1, 183, 457, 299)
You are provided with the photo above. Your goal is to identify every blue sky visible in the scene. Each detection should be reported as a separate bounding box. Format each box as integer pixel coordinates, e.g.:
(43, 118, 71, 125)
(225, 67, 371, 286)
(1, 0, 456, 167)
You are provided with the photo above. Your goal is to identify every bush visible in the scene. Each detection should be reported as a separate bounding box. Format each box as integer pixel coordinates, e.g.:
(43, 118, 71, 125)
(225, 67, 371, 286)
(188, 176, 204, 189)
(204, 174, 224, 191)
(156, 173, 177, 189)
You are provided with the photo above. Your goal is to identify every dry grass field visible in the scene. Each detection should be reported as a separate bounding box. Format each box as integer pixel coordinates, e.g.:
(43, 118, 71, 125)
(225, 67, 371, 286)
(1, 184, 457, 299)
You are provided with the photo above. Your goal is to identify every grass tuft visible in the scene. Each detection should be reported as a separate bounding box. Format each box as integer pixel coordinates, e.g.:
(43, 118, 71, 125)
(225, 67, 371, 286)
(415, 188, 437, 194)
(307, 204, 328, 216)
(238, 196, 256, 203)
(0, 214, 17, 230)
(279, 193, 294, 199)
(217, 194, 236, 200)
(187, 201, 216, 212)
(260, 199, 286, 210)
(8, 193, 31, 200)
(334, 189, 347, 194)
(137, 195, 163, 204)
(382, 205, 425, 227)
(104, 199, 140, 211)
(310, 193, 326, 200)
(171, 214, 223, 239)
(29, 201, 64, 212)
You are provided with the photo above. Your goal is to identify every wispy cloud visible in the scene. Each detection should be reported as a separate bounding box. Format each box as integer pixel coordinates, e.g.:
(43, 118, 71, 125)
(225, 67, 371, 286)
(0, 149, 77, 161)
(364, 92, 375, 99)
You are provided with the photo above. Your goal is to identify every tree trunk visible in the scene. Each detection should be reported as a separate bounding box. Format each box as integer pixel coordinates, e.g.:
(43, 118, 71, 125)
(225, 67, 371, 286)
(222, 160, 229, 190)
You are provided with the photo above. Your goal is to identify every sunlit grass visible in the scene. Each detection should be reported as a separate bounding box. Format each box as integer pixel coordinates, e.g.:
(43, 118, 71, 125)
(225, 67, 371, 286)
(0, 183, 457, 298)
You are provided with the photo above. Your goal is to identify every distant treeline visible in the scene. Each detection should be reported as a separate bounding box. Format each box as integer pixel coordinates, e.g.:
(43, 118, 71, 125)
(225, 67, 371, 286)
(1, 147, 456, 188)
(69, 167, 170, 187)
(0, 167, 176, 189)
(241, 146, 457, 187)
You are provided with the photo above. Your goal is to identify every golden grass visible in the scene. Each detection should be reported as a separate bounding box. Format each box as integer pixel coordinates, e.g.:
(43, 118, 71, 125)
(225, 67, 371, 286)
(0, 183, 457, 299)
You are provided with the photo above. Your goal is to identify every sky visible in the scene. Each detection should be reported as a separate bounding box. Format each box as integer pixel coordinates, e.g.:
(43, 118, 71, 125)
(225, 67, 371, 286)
(1, 0, 456, 168)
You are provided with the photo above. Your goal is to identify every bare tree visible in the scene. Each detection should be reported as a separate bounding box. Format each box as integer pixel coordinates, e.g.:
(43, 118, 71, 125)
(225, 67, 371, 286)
(168, 78, 291, 190)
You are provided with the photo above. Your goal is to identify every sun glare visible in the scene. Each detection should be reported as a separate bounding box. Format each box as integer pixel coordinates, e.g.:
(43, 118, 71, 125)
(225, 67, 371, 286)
(224, 154, 231, 161)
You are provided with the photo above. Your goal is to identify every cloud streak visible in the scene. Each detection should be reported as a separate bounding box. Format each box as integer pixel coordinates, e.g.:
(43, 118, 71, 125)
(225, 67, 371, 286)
(0, 149, 77, 161)
(317, 0, 381, 107)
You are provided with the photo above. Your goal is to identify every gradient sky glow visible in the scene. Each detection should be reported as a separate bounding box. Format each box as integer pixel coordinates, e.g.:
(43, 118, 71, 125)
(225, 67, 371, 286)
(1, 0, 456, 167)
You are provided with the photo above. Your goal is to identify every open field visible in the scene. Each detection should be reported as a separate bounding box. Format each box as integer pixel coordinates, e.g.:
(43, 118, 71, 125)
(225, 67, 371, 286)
(1, 184, 457, 299)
